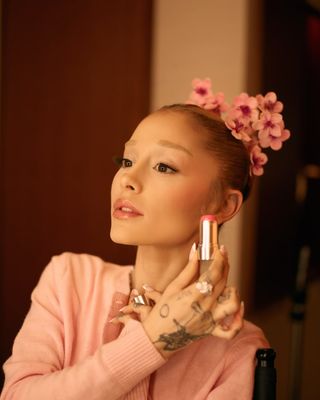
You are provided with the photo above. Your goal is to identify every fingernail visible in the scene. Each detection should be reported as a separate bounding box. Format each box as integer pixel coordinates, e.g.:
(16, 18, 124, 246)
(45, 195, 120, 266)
(116, 311, 125, 318)
(220, 244, 228, 256)
(119, 306, 127, 311)
(142, 283, 154, 292)
(189, 242, 197, 260)
(131, 288, 139, 296)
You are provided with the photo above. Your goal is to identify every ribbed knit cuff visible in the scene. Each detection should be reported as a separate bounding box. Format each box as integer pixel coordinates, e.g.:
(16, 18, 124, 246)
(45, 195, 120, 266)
(102, 319, 166, 393)
(123, 376, 149, 400)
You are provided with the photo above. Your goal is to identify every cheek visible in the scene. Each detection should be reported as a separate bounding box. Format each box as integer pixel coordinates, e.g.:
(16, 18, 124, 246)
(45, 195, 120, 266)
(110, 171, 121, 201)
(154, 180, 212, 218)
(146, 181, 213, 245)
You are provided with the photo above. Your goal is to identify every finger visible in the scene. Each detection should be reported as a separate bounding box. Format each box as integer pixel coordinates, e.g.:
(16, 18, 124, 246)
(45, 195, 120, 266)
(109, 312, 132, 325)
(191, 259, 227, 305)
(212, 323, 240, 340)
(129, 288, 140, 303)
(212, 286, 240, 321)
(210, 218, 219, 252)
(198, 248, 226, 283)
(130, 304, 152, 322)
(216, 246, 229, 277)
(165, 244, 199, 295)
(144, 290, 162, 304)
(219, 245, 229, 281)
(142, 284, 161, 305)
(142, 283, 155, 293)
(212, 301, 244, 339)
(195, 247, 229, 302)
(118, 304, 135, 314)
(195, 277, 235, 315)
(219, 244, 228, 259)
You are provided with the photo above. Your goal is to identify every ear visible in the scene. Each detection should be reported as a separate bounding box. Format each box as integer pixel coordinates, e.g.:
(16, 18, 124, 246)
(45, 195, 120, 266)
(212, 189, 243, 224)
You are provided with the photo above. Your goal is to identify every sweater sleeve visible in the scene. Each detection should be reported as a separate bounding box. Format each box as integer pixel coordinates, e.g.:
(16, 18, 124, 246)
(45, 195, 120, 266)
(0, 256, 166, 400)
(206, 333, 268, 400)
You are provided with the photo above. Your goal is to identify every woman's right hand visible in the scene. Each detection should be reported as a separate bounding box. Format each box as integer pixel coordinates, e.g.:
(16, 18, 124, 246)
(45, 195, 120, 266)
(116, 246, 244, 359)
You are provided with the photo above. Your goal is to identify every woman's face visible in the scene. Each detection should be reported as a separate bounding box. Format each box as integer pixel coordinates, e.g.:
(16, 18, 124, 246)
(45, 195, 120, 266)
(110, 111, 220, 247)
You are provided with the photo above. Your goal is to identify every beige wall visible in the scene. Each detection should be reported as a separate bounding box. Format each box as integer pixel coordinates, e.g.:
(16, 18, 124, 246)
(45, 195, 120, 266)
(151, 0, 252, 287)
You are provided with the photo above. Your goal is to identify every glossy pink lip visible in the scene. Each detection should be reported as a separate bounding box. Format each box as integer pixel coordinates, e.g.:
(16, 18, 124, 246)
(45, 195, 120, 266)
(112, 199, 144, 219)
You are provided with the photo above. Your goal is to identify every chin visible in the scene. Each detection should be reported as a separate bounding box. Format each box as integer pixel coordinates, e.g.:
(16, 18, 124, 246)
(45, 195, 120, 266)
(110, 228, 139, 246)
(110, 237, 139, 246)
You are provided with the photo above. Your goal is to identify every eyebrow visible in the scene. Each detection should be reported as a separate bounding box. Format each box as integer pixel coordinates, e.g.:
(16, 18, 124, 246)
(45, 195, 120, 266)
(125, 139, 193, 156)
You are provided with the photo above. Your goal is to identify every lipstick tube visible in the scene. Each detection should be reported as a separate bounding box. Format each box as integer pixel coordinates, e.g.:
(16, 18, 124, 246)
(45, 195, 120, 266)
(198, 215, 218, 274)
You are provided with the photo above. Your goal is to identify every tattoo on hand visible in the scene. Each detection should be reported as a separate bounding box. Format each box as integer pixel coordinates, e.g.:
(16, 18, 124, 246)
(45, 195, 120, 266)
(176, 289, 192, 300)
(159, 304, 170, 318)
(154, 319, 209, 351)
(217, 288, 232, 304)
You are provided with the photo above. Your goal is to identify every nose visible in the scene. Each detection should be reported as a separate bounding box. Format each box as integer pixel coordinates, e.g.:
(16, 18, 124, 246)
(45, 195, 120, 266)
(120, 171, 142, 193)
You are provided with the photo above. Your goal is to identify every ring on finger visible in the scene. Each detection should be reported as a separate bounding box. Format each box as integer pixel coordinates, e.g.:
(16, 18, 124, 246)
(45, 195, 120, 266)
(132, 294, 149, 306)
(195, 280, 213, 295)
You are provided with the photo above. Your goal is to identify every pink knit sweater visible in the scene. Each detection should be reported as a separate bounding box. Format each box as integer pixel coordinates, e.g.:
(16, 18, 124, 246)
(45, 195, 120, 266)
(1, 253, 268, 399)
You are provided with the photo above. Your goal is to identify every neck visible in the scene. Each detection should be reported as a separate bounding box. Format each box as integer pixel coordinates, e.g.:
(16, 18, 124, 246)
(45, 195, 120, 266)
(132, 242, 195, 293)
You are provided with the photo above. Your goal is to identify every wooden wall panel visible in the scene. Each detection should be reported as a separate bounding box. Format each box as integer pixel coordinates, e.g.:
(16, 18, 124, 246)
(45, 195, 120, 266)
(0, 0, 153, 384)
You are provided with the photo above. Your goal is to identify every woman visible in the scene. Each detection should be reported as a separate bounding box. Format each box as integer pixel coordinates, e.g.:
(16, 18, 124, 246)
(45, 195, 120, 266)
(1, 79, 289, 399)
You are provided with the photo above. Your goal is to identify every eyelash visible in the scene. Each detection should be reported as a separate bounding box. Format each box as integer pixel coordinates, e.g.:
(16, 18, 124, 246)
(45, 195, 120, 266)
(153, 163, 177, 174)
(117, 157, 133, 168)
(114, 157, 177, 174)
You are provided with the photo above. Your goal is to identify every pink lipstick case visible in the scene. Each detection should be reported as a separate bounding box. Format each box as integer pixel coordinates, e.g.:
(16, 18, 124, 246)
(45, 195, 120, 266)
(198, 215, 218, 274)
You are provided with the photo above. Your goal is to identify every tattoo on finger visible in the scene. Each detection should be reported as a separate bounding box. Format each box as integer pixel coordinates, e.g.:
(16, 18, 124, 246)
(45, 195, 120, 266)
(191, 301, 203, 314)
(176, 289, 192, 300)
(159, 304, 170, 318)
(201, 272, 213, 285)
(217, 289, 232, 304)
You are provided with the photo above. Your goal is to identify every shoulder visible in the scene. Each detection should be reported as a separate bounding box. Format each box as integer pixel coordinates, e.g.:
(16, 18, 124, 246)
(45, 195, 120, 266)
(35, 252, 132, 297)
(49, 251, 127, 276)
(50, 251, 130, 274)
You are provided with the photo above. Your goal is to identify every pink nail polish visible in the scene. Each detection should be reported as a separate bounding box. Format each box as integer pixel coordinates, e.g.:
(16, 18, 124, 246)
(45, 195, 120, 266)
(142, 284, 154, 292)
(220, 244, 228, 256)
(188, 242, 197, 260)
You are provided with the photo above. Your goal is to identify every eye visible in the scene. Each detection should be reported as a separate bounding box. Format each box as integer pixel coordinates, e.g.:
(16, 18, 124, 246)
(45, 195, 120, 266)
(113, 157, 133, 168)
(153, 163, 177, 174)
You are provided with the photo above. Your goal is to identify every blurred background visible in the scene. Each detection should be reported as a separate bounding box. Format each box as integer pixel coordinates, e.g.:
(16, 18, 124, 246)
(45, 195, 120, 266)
(0, 0, 319, 398)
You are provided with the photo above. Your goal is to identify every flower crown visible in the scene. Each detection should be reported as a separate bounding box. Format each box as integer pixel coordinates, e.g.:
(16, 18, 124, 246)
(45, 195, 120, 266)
(186, 78, 290, 176)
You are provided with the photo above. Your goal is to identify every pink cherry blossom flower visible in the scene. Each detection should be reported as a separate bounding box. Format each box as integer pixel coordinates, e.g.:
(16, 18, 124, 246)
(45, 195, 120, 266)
(203, 92, 229, 114)
(253, 111, 283, 141)
(259, 128, 291, 150)
(185, 78, 291, 178)
(187, 78, 213, 106)
(250, 145, 268, 176)
(231, 92, 259, 123)
(256, 92, 283, 113)
(225, 116, 253, 142)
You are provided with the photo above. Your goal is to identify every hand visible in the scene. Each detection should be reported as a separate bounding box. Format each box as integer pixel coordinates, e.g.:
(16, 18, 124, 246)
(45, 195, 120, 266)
(115, 245, 244, 359)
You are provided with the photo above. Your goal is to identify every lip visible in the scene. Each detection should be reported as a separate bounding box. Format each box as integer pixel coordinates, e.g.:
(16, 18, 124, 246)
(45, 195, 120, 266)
(112, 199, 144, 219)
